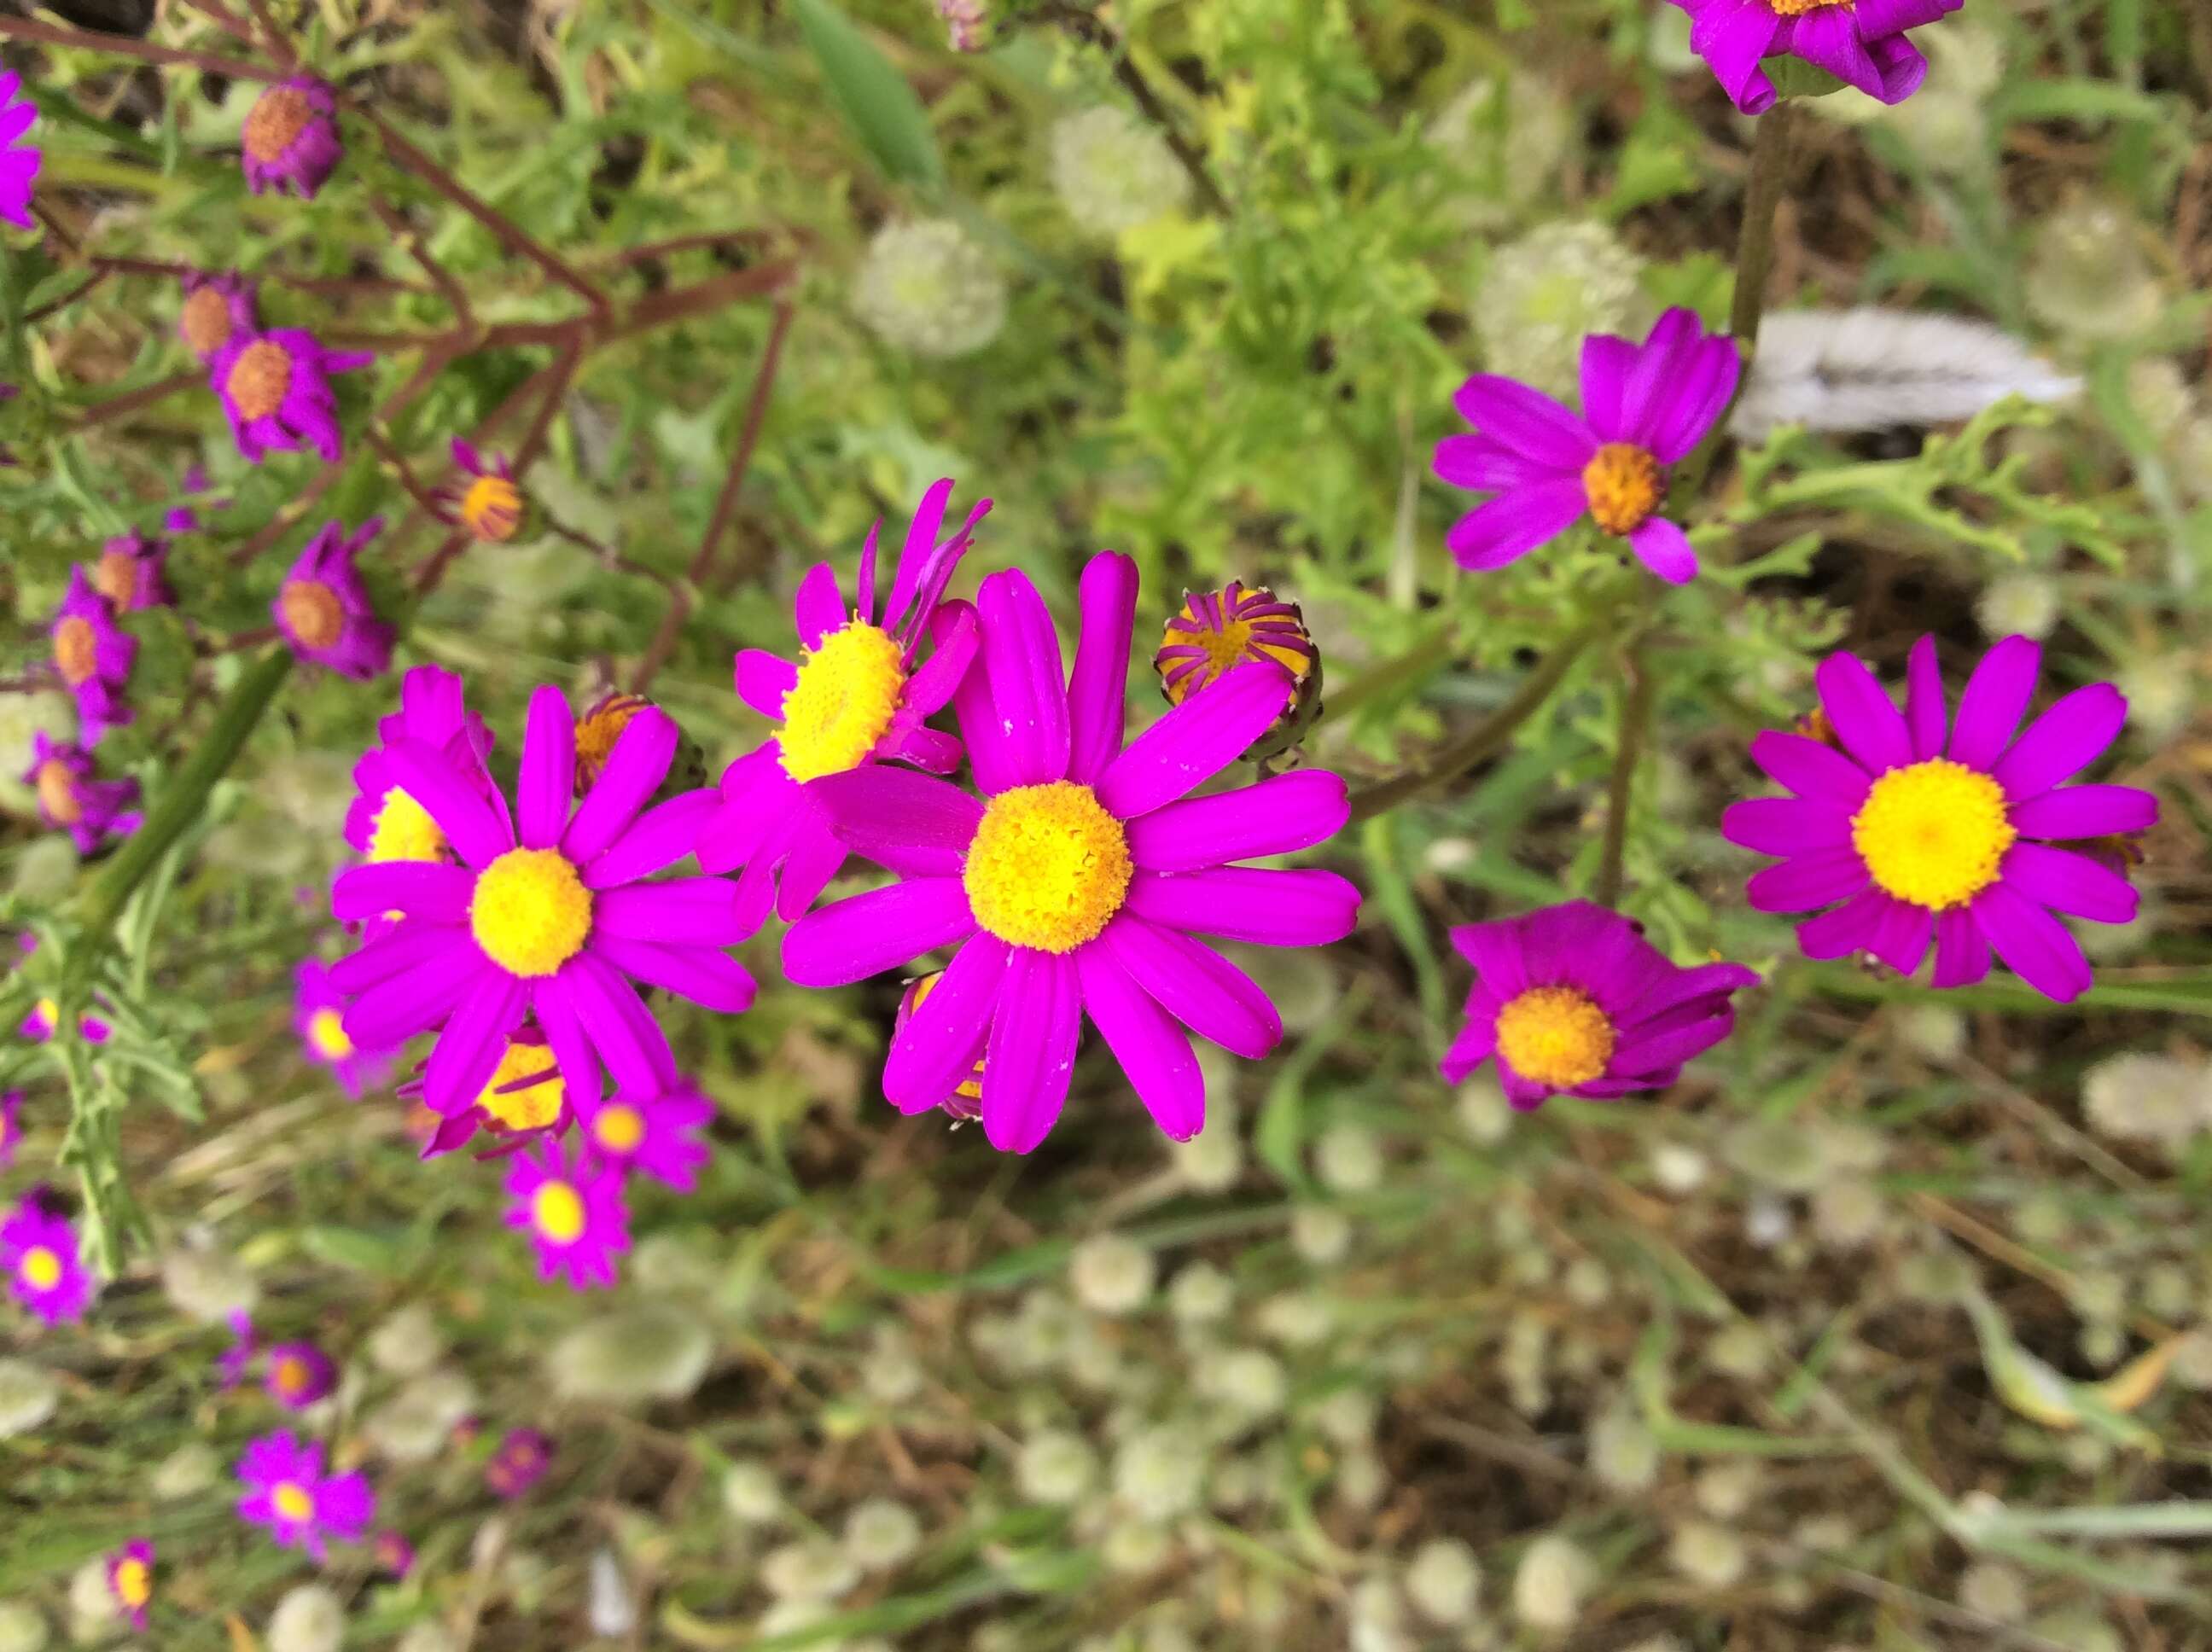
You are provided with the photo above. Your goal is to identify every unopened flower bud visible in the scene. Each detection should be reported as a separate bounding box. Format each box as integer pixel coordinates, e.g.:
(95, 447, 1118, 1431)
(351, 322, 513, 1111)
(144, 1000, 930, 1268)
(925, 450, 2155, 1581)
(1155, 583, 1320, 762)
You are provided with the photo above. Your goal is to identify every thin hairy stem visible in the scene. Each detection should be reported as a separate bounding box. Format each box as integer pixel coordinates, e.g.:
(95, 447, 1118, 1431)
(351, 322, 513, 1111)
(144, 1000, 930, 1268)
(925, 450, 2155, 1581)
(1592, 640, 1655, 909)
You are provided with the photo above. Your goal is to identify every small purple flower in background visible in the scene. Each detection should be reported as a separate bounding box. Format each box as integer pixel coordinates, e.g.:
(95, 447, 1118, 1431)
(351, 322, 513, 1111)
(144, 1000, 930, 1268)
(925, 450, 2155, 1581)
(0, 71, 41, 230)
(1441, 902, 1758, 1109)
(24, 732, 140, 853)
(235, 1430, 375, 1559)
(264, 1341, 336, 1410)
(208, 326, 370, 464)
(91, 529, 176, 614)
(504, 1138, 628, 1289)
(19, 994, 111, 1045)
(164, 464, 228, 533)
(485, 1428, 553, 1499)
(1668, 0, 1960, 116)
(579, 1084, 713, 1191)
(218, 1310, 258, 1389)
(273, 518, 393, 678)
(700, 477, 990, 935)
(936, 0, 988, 51)
(0, 1091, 20, 1168)
(1723, 636, 2158, 1003)
(105, 1540, 155, 1632)
(239, 77, 343, 198)
(178, 271, 259, 363)
(373, 1529, 416, 1579)
(295, 957, 393, 1097)
(50, 567, 137, 746)
(2, 1192, 92, 1323)
(434, 439, 529, 543)
(785, 551, 1362, 1152)
(1435, 307, 1741, 585)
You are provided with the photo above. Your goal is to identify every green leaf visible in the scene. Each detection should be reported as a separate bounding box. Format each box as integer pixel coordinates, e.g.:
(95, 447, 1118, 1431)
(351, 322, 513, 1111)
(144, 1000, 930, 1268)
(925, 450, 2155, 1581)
(790, 0, 945, 189)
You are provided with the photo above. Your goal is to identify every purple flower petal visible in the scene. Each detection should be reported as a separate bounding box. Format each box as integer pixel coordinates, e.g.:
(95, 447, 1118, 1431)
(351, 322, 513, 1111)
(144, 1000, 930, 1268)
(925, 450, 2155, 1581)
(808, 767, 983, 876)
(1075, 944, 1203, 1141)
(1719, 797, 1851, 856)
(1748, 731, 1871, 809)
(1816, 652, 1912, 775)
(1903, 636, 1946, 759)
(1999, 843, 2138, 925)
(345, 948, 477, 1052)
(593, 880, 748, 945)
(516, 686, 576, 850)
(792, 562, 843, 649)
(1096, 662, 1291, 822)
(1795, 888, 1889, 961)
(1689, 0, 1781, 113)
(1438, 1013, 1494, 1085)
(1781, 6, 1886, 96)
(330, 862, 474, 926)
(774, 812, 847, 922)
(1450, 375, 1597, 469)
(2008, 784, 2158, 841)
(1447, 921, 1528, 1000)
(379, 738, 513, 869)
(562, 707, 676, 865)
(591, 934, 757, 1015)
(585, 789, 719, 891)
(528, 973, 605, 1114)
(1990, 683, 2125, 801)
(1627, 516, 1698, 585)
(883, 934, 1010, 1114)
(1444, 480, 1589, 571)
(1970, 881, 2093, 1003)
(735, 649, 796, 721)
(423, 974, 526, 1117)
(1123, 867, 1361, 948)
(1125, 770, 1349, 873)
(977, 569, 1072, 788)
(1745, 849, 1870, 913)
(1864, 893, 1935, 976)
(1578, 335, 1636, 437)
(1644, 334, 1742, 463)
(781, 877, 976, 987)
(1098, 916, 1282, 1059)
(950, 600, 1025, 797)
(1947, 635, 2040, 770)
(1066, 551, 1138, 784)
(1433, 435, 1558, 493)
(899, 600, 977, 719)
(1931, 908, 1992, 989)
(566, 956, 676, 1095)
(981, 950, 1082, 1153)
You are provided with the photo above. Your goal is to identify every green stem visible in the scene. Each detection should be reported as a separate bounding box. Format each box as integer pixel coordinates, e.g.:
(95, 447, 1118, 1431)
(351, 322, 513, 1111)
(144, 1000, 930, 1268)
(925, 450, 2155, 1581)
(1592, 639, 1654, 909)
(66, 649, 295, 999)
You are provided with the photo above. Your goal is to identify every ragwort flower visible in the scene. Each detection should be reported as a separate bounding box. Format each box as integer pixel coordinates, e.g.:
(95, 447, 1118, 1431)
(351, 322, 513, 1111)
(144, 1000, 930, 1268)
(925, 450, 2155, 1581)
(1441, 902, 1757, 1108)
(106, 1540, 155, 1632)
(2, 1194, 92, 1324)
(699, 478, 989, 932)
(49, 567, 136, 746)
(209, 327, 370, 464)
(239, 77, 343, 198)
(504, 1137, 627, 1289)
(273, 519, 393, 679)
(786, 552, 1360, 1152)
(0, 71, 40, 230)
(1723, 637, 2158, 1003)
(235, 1430, 375, 1559)
(329, 687, 747, 1120)
(92, 529, 176, 613)
(264, 1341, 337, 1411)
(1435, 307, 1739, 585)
(295, 957, 393, 1097)
(486, 1428, 553, 1499)
(24, 732, 139, 853)
(178, 271, 259, 363)
(1668, 0, 1961, 116)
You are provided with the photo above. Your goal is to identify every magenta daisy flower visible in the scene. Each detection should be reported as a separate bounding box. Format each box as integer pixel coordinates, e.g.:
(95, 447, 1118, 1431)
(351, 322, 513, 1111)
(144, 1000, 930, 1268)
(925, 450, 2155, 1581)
(328, 686, 749, 1119)
(239, 77, 343, 198)
(1722, 637, 2158, 1003)
(0, 72, 40, 230)
(49, 567, 136, 746)
(273, 519, 394, 679)
(485, 1428, 553, 1499)
(374, 1529, 416, 1579)
(785, 552, 1361, 1151)
(2, 1193, 92, 1323)
(0, 1090, 20, 1168)
(434, 439, 528, 543)
(578, 1083, 713, 1191)
(1668, 0, 1959, 116)
(698, 478, 991, 934)
(235, 1430, 375, 1560)
(346, 664, 497, 875)
(208, 327, 370, 465)
(105, 1540, 155, 1632)
(1435, 307, 1741, 585)
(296, 957, 394, 1097)
(178, 271, 259, 363)
(414, 1027, 570, 1159)
(20, 994, 111, 1045)
(24, 732, 140, 853)
(264, 1341, 337, 1410)
(1441, 902, 1758, 1108)
(504, 1137, 628, 1289)
(92, 529, 175, 613)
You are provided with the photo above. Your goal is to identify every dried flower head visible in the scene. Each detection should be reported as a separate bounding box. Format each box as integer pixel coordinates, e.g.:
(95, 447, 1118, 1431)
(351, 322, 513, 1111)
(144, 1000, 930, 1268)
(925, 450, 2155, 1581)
(852, 219, 1009, 358)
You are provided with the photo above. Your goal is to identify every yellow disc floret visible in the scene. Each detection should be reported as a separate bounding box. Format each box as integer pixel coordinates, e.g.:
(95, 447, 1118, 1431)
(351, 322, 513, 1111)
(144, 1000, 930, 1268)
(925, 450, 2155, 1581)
(1493, 985, 1616, 1089)
(368, 788, 446, 864)
(458, 474, 525, 543)
(226, 338, 293, 421)
(963, 781, 1132, 953)
(271, 1355, 310, 1395)
(532, 1181, 585, 1244)
(574, 694, 649, 792)
(470, 848, 594, 977)
(94, 548, 142, 609)
(20, 1248, 61, 1291)
(1581, 442, 1664, 536)
(777, 622, 909, 783)
(243, 86, 312, 161)
(306, 1008, 354, 1062)
(114, 1558, 152, 1608)
(54, 616, 97, 685)
(36, 759, 81, 824)
(271, 1482, 314, 1523)
(591, 1103, 645, 1155)
(477, 1041, 565, 1131)
(1770, 0, 1852, 14)
(1850, 758, 2015, 911)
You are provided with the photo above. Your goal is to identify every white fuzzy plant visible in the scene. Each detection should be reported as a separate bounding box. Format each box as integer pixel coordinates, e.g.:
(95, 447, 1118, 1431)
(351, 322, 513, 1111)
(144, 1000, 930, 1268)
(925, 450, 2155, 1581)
(1732, 306, 2081, 439)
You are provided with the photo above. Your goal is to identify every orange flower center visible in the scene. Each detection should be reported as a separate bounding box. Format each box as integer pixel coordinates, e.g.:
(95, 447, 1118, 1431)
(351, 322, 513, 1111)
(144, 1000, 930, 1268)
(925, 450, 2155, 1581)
(591, 1103, 645, 1155)
(1581, 442, 1664, 537)
(93, 547, 142, 609)
(243, 86, 313, 162)
(1493, 985, 1615, 1090)
(35, 759, 81, 824)
(53, 616, 98, 685)
(1769, 0, 1853, 13)
(225, 339, 294, 421)
(272, 1355, 310, 1395)
(459, 474, 525, 543)
(180, 287, 236, 356)
(281, 579, 346, 650)
(114, 1557, 152, 1609)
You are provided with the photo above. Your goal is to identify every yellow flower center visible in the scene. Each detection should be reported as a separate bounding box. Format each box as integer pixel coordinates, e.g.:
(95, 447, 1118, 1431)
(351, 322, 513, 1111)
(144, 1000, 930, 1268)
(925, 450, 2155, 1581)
(94, 547, 142, 609)
(470, 848, 594, 978)
(458, 474, 525, 543)
(280, 579, 346, 650)
(306, 1007, 354, 1062)
(225, 338, 294, 421)
(272, 1355, 310, 1394)
(532, 1181, 586, 1245)
(54, 616, 97, 685)
(271, 1481, 314, 1523)
(180, 286, 236, 356)
(591, 1103, 645, 1155)
(19, 1247, 61, 1291)
(575, 695, 648, 793)
(33, 998, 59, 1032)
(963, 781, 1132, 954)
(367, 788, 446, 864)
(1493, 986, 1616, 1090)
(36, 759, 81, 824)
(1581, 442, 1664, 537)
(1769, 0, 1852, 13)
(114, 1558, 151, 1608)
(1850, 759, 2016, 911)
(243, 85, 313, 161)
(778, 622, 909, 783)
(477, 1041, 565, 1131)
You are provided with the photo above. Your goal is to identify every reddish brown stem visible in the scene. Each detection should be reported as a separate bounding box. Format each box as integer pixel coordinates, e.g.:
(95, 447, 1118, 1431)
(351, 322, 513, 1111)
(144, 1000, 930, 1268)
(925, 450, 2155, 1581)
(0, 16, 285, 81)
(24, 270, 108, 323)
(238, 0, 300, 67)
(75, 371, 202, 429)
(176, 0, 260, 44)
(372, 200, 475, 328)
(362, 428, 445, 519)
